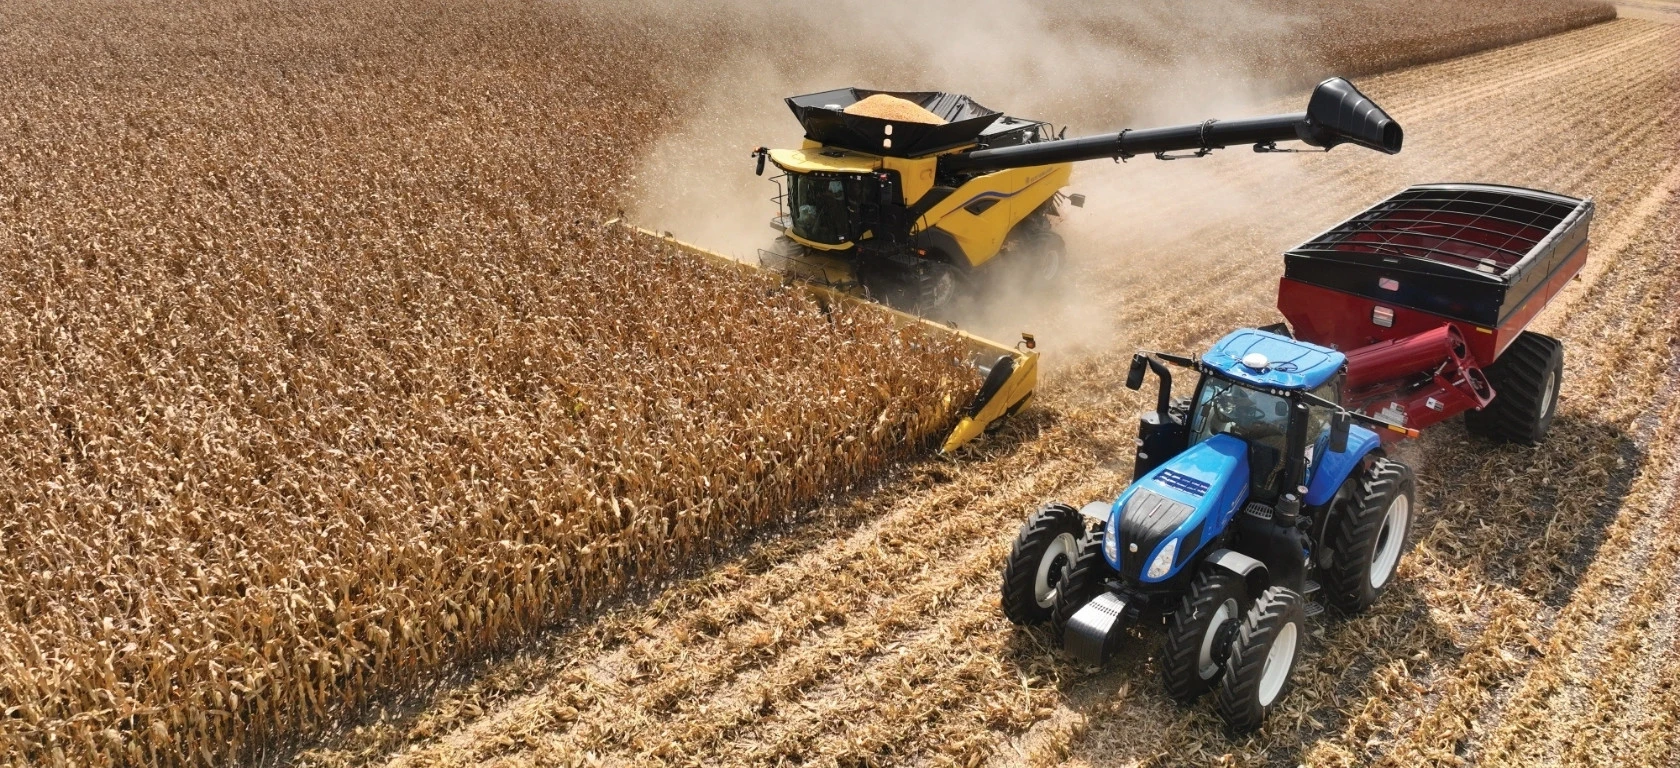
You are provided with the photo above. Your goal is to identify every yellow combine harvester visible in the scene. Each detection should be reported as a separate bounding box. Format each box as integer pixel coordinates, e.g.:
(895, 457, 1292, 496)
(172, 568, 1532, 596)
(627, 78, 1402, 451)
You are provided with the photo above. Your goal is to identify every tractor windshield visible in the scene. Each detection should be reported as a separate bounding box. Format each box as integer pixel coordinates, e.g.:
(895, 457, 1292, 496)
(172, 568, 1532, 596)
(786, 172, 867, 245)
(1189, 377, 1291, 456)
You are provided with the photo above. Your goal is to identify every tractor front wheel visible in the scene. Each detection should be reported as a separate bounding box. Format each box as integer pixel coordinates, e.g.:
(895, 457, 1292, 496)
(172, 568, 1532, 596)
(1050, 526, 1109, 638)
(1214, 587, 1306, 734)
(1161, 566, 1249, 704)
(1465, 331, 1563, 444)
(1324, 458, 1416, 615)
(1001, 503, 1085, 625)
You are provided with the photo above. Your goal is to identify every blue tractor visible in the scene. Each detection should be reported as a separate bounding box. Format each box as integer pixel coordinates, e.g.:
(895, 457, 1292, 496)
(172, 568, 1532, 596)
(1000, 328, 1418, 732)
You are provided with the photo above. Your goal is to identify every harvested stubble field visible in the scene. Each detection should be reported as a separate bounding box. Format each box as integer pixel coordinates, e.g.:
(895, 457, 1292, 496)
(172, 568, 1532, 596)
(0, 0, 1652, 767)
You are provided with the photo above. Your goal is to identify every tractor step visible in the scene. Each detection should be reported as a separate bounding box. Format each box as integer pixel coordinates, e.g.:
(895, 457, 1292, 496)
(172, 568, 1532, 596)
(1304, 601, 1325, 619)
(1303, 579, 1321, 595)
(1242, 502, 1274, 521)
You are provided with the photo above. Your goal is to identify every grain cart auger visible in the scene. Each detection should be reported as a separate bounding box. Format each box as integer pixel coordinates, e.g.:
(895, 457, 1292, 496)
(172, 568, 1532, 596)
(753, 77, 1402, 313)
(1000, 184, 1593, 732)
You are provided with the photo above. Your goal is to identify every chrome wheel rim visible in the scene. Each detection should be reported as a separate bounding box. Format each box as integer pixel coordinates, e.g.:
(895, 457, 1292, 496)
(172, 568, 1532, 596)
(1370, 494, 1410, 590)
(1034, 532, 1078, 609)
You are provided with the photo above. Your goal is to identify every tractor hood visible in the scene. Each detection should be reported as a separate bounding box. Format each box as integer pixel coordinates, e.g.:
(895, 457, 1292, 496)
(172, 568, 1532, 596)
(1106, 433, 1250, 584)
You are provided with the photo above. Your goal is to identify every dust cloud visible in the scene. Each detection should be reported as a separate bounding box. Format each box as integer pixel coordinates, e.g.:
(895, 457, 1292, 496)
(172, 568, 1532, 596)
(597, 0, 1351, 359)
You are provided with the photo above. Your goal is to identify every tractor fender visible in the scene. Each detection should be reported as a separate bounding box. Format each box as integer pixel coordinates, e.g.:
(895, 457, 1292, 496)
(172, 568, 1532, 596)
(1078, 500, 1113, 525)
(1205, 548, 1271, 596)
(1304, 424, 1383, 507)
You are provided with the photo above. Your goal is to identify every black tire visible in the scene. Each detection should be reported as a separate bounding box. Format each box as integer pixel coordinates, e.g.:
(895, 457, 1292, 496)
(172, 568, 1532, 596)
(1465, 331, 1563, 444)
(1001, 503, 1085, 625)
(917, 261, 961, 314)
(1214, 587, 1306, 734)
(1050, 527, 1109, 638)
(1029, 232, 1066, 286)
(1161, 566, 1249, 704)
(1324, 458, 1416, 615)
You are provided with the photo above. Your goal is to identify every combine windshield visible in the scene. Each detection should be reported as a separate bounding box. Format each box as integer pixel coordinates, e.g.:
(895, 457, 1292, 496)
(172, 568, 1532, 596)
(786, 172, 869, 245)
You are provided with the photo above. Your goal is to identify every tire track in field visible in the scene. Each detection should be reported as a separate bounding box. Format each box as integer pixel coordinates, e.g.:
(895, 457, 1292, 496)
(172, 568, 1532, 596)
(299, 19, 1680, 768)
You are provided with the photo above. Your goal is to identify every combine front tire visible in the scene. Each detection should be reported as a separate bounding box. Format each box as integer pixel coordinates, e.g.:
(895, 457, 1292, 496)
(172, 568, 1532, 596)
(1465, 331, 1563, 444)
(1001, 503, 1085, 625)
(1324, 458, 1415, 615)
(1161, 566, 1249, 704)
(1214, 587, 1306, 734)
(1031, 232, 1067, 286)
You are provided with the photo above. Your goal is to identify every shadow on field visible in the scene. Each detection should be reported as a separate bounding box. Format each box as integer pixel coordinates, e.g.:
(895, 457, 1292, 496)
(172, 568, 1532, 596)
(1417, 411, 1640, 609)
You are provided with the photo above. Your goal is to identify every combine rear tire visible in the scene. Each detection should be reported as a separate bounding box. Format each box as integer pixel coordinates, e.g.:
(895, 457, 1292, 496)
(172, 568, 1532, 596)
(1465, 331, 1563, 444)
(1214, 587, 1306, 734)
(1161, 566, 1249, 704)
(1050, 527, 1110, 638)
(1324, 458, 1415, 615)
(1001, 503, 1085, 625)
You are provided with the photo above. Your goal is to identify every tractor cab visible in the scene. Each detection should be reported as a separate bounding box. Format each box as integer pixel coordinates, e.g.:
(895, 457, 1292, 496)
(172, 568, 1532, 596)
(1097, 330, 1371, 591)
(1191, 330, 1347, 504)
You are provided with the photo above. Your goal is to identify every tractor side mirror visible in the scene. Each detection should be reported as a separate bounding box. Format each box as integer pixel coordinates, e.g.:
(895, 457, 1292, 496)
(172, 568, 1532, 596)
(1126, 355, 1147, 391)
(1329, 411, 1351, 453)
(753, 147, 768, 177)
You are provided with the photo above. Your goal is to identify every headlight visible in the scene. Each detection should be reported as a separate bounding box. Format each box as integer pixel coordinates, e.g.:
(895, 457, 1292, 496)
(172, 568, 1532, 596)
(1146, 538, 1180, 580)
(1103, 520, 1119, 563)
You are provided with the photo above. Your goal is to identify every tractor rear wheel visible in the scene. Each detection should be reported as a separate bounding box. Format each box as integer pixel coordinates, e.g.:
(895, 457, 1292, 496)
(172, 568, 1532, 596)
(1001, 503, 1085, 625)
(1465, 331, 1563, 444)
(1214, 587, 1306, 734)
(1161, 565, 1249, 704)
(1324, 457, 1416, 615)
(1050, 527, 1110, 638)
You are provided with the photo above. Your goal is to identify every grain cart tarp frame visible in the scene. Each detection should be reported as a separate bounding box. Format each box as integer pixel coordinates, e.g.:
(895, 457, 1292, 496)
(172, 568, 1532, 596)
(608, 222, 1038, 453)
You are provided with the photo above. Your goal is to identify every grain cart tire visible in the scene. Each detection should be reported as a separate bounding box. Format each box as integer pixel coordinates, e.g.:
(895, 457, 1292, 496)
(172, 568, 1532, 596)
(1325, 458, 1416, 615)
(1214, 587, 1306, 734)
(1002, 503, 1085, 625)
(1464, 331, 1563, 445)
(1161, 566, 1249, 704)
(1050, 528, 1109, 638)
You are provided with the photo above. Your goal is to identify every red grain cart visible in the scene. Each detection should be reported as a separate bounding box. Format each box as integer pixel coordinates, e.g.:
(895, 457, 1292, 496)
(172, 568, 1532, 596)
(1278, 183, 1594, 443)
